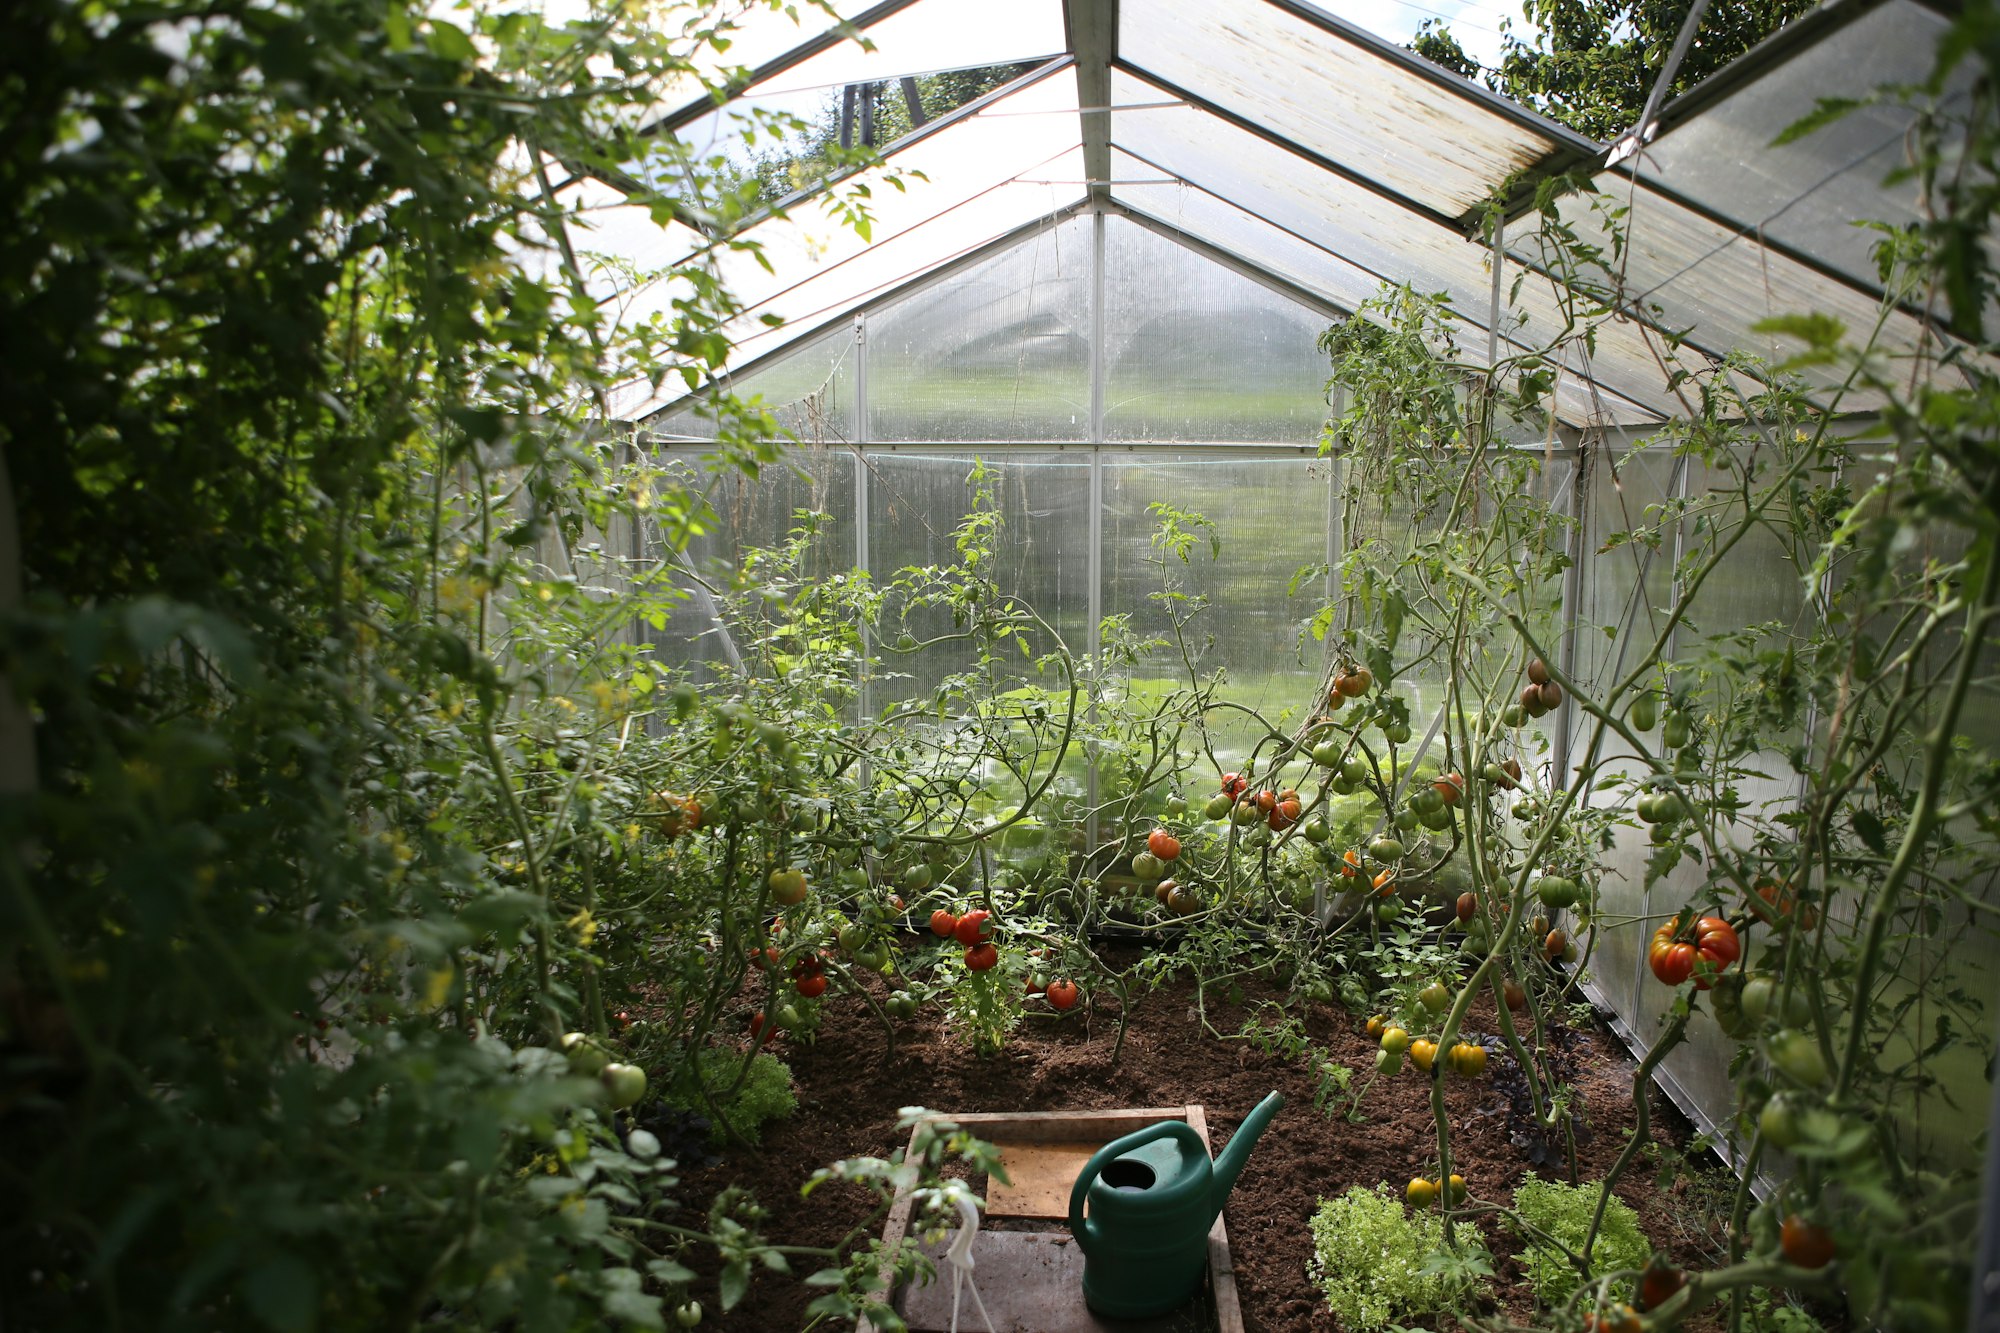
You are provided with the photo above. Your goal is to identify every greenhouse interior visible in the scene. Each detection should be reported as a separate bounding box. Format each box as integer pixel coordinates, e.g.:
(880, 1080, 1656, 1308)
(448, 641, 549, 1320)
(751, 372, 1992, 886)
(8, 0, 2000, 1329)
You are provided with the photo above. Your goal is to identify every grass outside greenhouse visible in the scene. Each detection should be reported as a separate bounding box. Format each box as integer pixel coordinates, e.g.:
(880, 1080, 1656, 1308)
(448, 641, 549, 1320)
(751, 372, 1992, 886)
(6, 2, 2000, 1332)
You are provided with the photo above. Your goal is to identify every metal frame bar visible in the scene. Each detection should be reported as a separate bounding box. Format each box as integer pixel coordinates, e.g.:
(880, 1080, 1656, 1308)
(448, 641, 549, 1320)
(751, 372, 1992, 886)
(1065, 0, 1118, 208)
(1086, 210, 1107, 844)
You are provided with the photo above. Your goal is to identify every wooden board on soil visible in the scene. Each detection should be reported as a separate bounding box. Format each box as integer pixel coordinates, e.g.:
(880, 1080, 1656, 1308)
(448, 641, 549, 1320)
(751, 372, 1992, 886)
(860, 1107, 1243, 1333)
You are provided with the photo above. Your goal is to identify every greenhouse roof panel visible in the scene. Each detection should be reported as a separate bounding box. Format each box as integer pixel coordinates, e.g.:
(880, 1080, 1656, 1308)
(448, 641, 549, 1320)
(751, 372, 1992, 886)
(1115, 0, 1589, 221)
(1627, 0, 1955, 293)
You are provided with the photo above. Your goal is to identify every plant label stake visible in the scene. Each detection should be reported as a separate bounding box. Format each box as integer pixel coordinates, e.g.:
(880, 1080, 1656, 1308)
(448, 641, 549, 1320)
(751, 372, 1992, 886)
(944, 1193, 997, 1333)
(1068, 1092, 1284, 1318)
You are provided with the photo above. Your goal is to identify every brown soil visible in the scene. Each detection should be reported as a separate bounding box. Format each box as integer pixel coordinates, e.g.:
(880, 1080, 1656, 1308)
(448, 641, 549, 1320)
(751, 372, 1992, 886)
(661, 940, 1734, 1332)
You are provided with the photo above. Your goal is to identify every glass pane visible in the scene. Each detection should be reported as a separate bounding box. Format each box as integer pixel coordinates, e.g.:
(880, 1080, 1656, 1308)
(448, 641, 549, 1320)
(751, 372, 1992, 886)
(1108, 71, 1683, 421)
(1109, 156, 1663, 429)
(864, 453, 1093, 714)
(1101, 454, 1332, 767)
(1640, 1, 1959, 293)
(868, 216, 1093, 441)
(652, 324, 858, 444)
(644, 446, 858, 686)
(618, 70, 1088, 418)
(1101, 218, 1333, 443)
(1118, 0, 1565, 218)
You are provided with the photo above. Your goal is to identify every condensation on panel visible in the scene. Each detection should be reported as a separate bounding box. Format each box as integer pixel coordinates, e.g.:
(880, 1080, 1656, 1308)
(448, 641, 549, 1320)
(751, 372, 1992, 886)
(1100, 217, 1333, 443)
(868, 216, 1093, 441)
(1100, 454, 1334, 768)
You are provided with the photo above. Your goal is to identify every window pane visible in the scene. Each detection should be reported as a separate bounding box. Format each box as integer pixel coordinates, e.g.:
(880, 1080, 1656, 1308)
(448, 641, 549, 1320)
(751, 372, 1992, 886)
(1101, 218, 1333, 443)
(867, 216, 1093, 441)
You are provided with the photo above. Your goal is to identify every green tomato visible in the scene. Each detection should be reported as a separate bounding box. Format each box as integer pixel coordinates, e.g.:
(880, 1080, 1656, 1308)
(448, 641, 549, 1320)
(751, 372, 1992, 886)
(601, 1062, 648, 1110)
(1204, 793, 1233, 820)
(1740, 975, 1776, 1026)
(902, 864, 933, 892)
(1375, 1047, 1404, 1076)
(1386, 722, 1412, 745)
(1500, 703, 1527, 728)
(1411, 786, 1444, 816)
(562, 1032, 611, 1076)
(1369, 836, 1405, 864)
(1419, 805, 1454, 831)
(1419, 982, 1451, 1014)
(1303, 817, 1330, 844)
(1535, 876, 1578, 910)
(1341, 757, 1369, 784)
(1132, 851, 1164, 880)
(1759, 1092, 1804, 1149)
(1769, 1029, 1830, 1088)
(675, 1300, 703, 1328)
(1165, 794, 1187, 817)
(1379, 1026, 1411, 1055)
(1314, 742, 1344, 766)
(1662, 711, 1691, 748)
(1393, 808, 1420, 832)
(1375, 898, 1402, 924)
(1630, 695, 1658, 732)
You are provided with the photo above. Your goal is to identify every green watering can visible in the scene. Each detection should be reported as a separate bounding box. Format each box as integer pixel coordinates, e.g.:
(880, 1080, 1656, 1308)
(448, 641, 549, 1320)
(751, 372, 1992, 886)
(1067, 1091, 1284, 1319)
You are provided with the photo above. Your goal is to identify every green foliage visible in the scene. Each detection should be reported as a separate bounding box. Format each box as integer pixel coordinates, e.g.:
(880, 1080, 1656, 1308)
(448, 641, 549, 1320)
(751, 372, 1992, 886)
(1306, 1185, 1490, 1330)
(1412, 0, 1815, 141)
(1509, 1177, 1651, 1305)
(667, 1049, 799, 1145)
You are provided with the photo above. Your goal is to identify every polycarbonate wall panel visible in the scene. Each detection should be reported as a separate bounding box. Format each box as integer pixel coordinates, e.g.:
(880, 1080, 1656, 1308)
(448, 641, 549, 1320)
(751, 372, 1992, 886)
(1101, 218, 1333, 442)
(1572, 445, 1683, 1029)
(1638, 1, 1954, 292)
(655, 324, 858, 444)
(868, 216, 1093, 441)
(1101, 454, 1331, 765)
(864, 453, 1094, 711)
(647, 447, 859, 685)
(1117, 0, 1565, 217)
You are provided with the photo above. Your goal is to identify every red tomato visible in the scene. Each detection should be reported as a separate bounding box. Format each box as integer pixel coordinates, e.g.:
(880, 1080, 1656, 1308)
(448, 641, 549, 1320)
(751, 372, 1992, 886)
(1690, 915, 1740, 989)
(1268, 798, 1302, 831)
(795, 973, 828, 999)
(964, 942, 999, 972)
(929, 909, 958, 938)
(1639, 1260, 1686, 1312)
(1046, 979, 1081, 1010)
(1147, 829, 1181, 861)
(1219, 772, 1247, 799)
(791, 955, 824, 980)
(954, 909, 992, 946)
(1455, 892, 1477, 922)
(1254, 789, 1278, 813)
(1650, 925, 1696, 986)
(1781, 1215, 1835, 1269)
(1434, 773, 1464, 806)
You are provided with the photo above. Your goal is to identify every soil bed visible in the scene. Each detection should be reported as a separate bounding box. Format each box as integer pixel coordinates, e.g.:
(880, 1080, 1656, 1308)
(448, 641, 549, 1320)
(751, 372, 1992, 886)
(666, 940, 1730, 1332)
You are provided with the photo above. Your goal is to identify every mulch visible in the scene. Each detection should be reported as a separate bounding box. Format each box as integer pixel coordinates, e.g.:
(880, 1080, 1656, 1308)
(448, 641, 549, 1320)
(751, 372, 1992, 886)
(652, 939, 1738, 1332)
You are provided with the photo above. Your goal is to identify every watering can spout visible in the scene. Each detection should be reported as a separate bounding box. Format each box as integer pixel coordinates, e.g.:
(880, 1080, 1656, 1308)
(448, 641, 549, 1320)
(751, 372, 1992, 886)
(1207, 1091, 1284, 1222)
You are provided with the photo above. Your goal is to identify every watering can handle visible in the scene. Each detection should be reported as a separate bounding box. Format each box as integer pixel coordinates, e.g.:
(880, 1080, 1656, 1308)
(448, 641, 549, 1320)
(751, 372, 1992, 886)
(1066, 1119, 1207, 1254)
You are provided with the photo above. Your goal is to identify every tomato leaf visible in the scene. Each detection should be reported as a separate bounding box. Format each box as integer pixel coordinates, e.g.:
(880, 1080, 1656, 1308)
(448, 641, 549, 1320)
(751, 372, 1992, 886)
(719, 1258, 750, 1311)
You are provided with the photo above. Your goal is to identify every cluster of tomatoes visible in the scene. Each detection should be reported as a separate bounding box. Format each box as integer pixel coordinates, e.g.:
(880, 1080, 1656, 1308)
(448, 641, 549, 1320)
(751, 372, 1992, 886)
(1324, 664, 1374, 710)
(926, 907, 1084, 1011)
(1205, 775, 1305, 834)
(1647, 913, 1740, 988)
(647, 788, 705, 839)
(1366, 986, 1490, 1080)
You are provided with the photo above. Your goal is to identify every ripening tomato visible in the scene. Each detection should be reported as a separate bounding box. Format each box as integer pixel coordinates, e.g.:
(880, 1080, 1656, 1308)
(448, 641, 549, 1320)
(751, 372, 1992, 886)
(1409, 1039, 1437, 1072)
(954, 909, 993, 946)
(1147, 828, 1181, 861)
(1449, 1042, 1487, 1077)
(1338, 668, 1373, 696)
(1433, 773, 1465, 806)
(1650, 923, 1697, 986)
(1456, 892, 1477, 922)
(1269, 798, 1303, 831)
(768, 868, 809, 905)
(1046, 979, 1081, 1011)
(1690, 915, 1741, 989)
(963, 942, 999, 972)
(1254, 789, 1278, 814)
(1780, 1215, 1835, 1269)
(1405, 1177, 1437, 1209)
(1639, 1260, 1686, 1312)
(1527, 658, 1551, 686)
